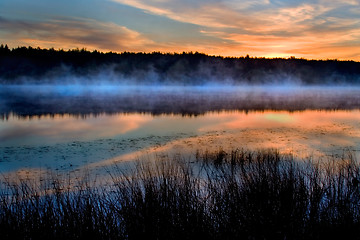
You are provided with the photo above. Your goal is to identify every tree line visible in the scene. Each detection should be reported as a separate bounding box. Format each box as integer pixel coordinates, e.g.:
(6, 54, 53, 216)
(1, 44, 359, 85)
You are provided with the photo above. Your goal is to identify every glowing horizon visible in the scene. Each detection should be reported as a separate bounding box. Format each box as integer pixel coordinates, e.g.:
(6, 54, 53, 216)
(1, 0, 359, 60)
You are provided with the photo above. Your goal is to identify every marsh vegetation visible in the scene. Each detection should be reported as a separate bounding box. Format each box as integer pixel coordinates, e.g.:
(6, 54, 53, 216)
(1, 149, 360, 239)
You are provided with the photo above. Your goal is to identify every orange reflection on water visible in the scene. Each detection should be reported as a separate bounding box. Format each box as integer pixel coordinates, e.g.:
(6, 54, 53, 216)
(1, 110, 360, 175)
(0, 113, 153, 145)
(140, 110, 360, 161)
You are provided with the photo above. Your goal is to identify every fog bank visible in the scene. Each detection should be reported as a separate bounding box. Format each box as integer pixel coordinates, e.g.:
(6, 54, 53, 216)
(1, 85, 360, 118)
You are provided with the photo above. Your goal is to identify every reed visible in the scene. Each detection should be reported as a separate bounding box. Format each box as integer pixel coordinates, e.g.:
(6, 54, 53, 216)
(1, 149, 359, 239)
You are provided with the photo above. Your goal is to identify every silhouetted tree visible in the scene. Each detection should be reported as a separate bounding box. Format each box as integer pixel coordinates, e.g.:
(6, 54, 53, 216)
(0, 44, 359, 85)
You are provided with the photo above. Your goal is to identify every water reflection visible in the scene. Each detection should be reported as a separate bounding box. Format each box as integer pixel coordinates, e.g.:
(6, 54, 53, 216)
(1, 110, 359, 174)
(2, 85, 360, 118)
(0, 113, 153, 146)
(195, 111, 360, 158)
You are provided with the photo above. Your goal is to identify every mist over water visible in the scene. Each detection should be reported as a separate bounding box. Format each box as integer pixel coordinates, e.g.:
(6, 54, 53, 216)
(1, 48, 359, 117)
(1, 81, 360, 172)
(1, 83, 360, 118)
(1, 50, 360, 177)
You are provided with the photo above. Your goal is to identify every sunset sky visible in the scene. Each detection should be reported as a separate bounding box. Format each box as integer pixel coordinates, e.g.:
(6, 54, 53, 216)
(1, 0, 359, 60)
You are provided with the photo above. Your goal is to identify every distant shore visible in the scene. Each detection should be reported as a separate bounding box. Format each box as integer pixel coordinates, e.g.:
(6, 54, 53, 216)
(1, 45, 359, 85)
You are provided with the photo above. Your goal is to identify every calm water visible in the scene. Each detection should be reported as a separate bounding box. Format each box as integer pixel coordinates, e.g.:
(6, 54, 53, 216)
(1, 85, 360, 177)
(1, 110, 360, 175)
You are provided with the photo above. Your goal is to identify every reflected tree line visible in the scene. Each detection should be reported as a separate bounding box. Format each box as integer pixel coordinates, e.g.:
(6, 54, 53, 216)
(1, 85, 360, 119)
(1, 44, 360, 85)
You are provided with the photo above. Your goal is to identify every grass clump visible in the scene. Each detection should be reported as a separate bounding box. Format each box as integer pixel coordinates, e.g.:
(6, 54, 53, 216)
(1, 149, 360, 239)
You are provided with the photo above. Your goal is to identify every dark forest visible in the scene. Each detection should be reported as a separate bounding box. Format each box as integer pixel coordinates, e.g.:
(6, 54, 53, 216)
(1, 44, 359, 85)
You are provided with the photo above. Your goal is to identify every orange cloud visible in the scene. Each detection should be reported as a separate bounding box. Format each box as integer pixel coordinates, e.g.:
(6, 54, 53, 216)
(111, 0, 360, 60)
(1, 0, 359, 60)
(0, 17, 154, 52)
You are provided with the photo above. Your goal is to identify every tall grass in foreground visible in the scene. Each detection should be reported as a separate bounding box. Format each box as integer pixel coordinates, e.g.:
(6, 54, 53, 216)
(1, 149, 360, 239)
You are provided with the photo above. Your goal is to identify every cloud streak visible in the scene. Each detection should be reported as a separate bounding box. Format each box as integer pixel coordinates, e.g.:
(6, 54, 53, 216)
(0, 16, 154, 52)
(111, 0, 360, 60)
(0, 0, 359, 60)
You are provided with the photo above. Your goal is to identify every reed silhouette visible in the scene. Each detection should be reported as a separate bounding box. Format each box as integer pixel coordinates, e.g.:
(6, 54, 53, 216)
(1, 149, 360, 239)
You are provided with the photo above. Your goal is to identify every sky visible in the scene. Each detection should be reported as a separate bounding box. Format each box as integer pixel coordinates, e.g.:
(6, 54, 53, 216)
(0, 0, 359, 60)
